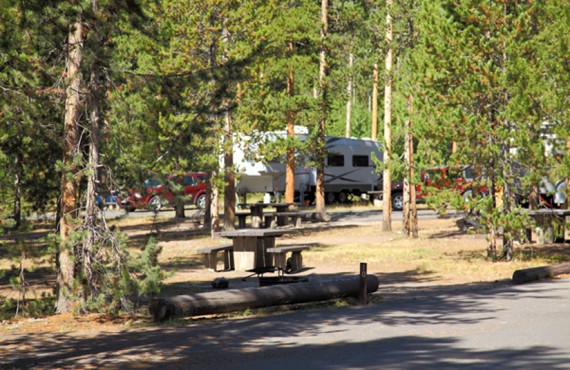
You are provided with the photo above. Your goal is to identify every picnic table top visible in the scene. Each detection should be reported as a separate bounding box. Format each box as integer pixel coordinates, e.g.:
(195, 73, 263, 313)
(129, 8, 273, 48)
(219, 228, 293, 238)
(238, 202, 293, 208)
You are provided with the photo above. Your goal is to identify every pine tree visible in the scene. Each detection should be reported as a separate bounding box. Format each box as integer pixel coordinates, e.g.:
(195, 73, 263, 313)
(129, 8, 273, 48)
(0, 0, 63, 226)
(412, 0, 569, 260)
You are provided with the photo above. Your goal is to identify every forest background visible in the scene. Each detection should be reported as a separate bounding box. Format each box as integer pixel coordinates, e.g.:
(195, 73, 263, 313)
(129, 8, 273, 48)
(0, 0, 569, 315)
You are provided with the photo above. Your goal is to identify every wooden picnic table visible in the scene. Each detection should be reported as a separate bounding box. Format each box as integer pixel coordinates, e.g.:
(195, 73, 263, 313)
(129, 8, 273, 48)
(526, 208, 570, 243)
(219, 228, 294, 271)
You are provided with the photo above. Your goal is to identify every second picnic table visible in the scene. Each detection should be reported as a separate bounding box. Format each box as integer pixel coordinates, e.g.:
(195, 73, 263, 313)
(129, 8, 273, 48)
(239, 202, 293, 228)
(526, 208, 570, 243)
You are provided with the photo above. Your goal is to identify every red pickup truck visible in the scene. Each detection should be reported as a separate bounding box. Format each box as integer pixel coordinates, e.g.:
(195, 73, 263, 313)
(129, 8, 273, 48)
(420, 166, 488, 201)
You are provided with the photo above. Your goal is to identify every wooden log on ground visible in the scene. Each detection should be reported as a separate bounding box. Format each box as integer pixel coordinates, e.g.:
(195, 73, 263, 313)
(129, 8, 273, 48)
(149, 275, 379, 322)
(512, 262, 570, 285)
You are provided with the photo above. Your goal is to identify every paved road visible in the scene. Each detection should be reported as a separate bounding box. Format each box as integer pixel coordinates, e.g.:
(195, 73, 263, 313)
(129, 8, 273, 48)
(329, 208, 460, 224)
(104, 206, 449, 224)
(4, 279, 570, 369)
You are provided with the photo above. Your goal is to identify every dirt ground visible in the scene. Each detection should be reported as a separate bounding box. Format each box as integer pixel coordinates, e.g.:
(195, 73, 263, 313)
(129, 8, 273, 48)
(1, 209, 568, 336)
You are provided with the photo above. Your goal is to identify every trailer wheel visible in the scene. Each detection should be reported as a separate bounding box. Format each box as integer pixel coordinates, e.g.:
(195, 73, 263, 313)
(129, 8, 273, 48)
(338, 191, 349, 204)
(325, 192, 337, 204)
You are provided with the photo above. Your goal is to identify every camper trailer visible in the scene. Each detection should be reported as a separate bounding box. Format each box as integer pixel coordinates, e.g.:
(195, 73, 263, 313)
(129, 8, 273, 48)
(233, 128, 383, 204)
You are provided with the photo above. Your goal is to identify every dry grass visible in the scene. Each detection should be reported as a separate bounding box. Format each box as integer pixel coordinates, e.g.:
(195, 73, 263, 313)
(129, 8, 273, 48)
(267, 219, 562, 286)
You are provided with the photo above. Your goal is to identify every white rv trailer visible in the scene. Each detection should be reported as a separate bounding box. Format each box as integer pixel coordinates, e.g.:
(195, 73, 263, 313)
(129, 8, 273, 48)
(233, 128, 383, 204)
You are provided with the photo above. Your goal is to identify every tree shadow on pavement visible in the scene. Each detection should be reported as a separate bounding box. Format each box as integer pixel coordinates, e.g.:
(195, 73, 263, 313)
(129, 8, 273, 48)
(3, 280, 569, 369)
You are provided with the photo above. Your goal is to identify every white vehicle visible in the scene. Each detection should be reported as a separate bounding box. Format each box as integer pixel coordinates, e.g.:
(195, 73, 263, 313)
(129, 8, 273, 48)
(233, 128, 383, 204)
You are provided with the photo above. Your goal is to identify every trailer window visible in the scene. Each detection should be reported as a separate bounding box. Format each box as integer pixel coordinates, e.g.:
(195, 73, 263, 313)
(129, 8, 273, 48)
(352, 155, 370, 167)
(327, 154, 344, 167)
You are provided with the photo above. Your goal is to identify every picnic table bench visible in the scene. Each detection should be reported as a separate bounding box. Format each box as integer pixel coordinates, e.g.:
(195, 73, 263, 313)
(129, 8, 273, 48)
(266, 245, 310, 273)
(263, 210, 312, 228)
(196, 244, 234, 271)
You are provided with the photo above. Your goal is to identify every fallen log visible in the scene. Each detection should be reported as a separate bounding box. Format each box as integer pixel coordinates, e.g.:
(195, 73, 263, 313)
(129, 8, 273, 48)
(149, 275, 379, 322)
(512, 262, 570, 285)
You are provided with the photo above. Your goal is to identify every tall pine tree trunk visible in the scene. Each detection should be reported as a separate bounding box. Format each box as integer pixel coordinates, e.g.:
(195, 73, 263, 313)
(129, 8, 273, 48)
(57, 18, 83, 314)
(82, 66, 102, 292)
(315, 0, 328, 218)
(211, 180, 220, 235)
(224, 110, 236, 230)
(13, 149, 22, 229)
(345, 53, 353, 138)
(501, 121, 514, 261)
(208, 11, 221, 234)
(382, 0, 393, 232)
(403, 95, 418, 237)
(285, 42, 296, 204)
(371, 63, 378, 140)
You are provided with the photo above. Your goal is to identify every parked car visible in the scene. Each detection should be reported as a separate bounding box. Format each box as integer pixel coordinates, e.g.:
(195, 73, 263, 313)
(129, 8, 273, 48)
(122, 172, 208, 212)
(419, 165, 488, 201)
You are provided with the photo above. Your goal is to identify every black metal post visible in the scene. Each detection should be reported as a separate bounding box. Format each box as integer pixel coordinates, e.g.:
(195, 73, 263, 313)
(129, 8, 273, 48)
(359, 262, 367, 305)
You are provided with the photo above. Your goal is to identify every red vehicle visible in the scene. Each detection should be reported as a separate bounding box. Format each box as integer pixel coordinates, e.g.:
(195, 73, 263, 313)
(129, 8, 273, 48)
(420, 166, 488, 200)
(122, 172, 208, 212)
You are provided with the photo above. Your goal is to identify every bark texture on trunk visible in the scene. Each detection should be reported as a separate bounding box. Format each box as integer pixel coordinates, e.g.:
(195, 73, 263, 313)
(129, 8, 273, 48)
(403, 96, 418, 238)
(371, 63, 378, 141)
(382, 0, 393, 232)
(316, 0, 328, 216)
(285, 41, 296, 204)
(211, 181, 220, 236)
(82, 66, 102, 293)
(224, 111, 236, 230)
(57, 19, 83, 314)
(13, 151, 22, 229)
(345, 53, 353, 138)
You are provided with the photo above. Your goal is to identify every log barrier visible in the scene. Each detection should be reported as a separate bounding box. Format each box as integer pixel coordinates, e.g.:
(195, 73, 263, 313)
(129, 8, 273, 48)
(512, 262, 570, 285)
(149, 275, 379, 322)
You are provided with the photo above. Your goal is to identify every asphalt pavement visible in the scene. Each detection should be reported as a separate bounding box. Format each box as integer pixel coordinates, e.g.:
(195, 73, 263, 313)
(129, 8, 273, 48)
(4, 279, 570, 369)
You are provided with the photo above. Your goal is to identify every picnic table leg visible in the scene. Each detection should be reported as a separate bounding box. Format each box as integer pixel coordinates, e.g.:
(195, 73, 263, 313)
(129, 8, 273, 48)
(264, 215, 275, 228)
(260, 237, 275, 268)
(273, 252, 287, 271)
(276, 205, 290, 226)
(526, 226, 532, 243)
(223, 249, 235, 271)
(251, 205, 263, 228)
(293, 216, 301, 228)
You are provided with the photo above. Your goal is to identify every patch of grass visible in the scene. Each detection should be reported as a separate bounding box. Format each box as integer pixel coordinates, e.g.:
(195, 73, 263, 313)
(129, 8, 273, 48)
(415, 262, 432, 274)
